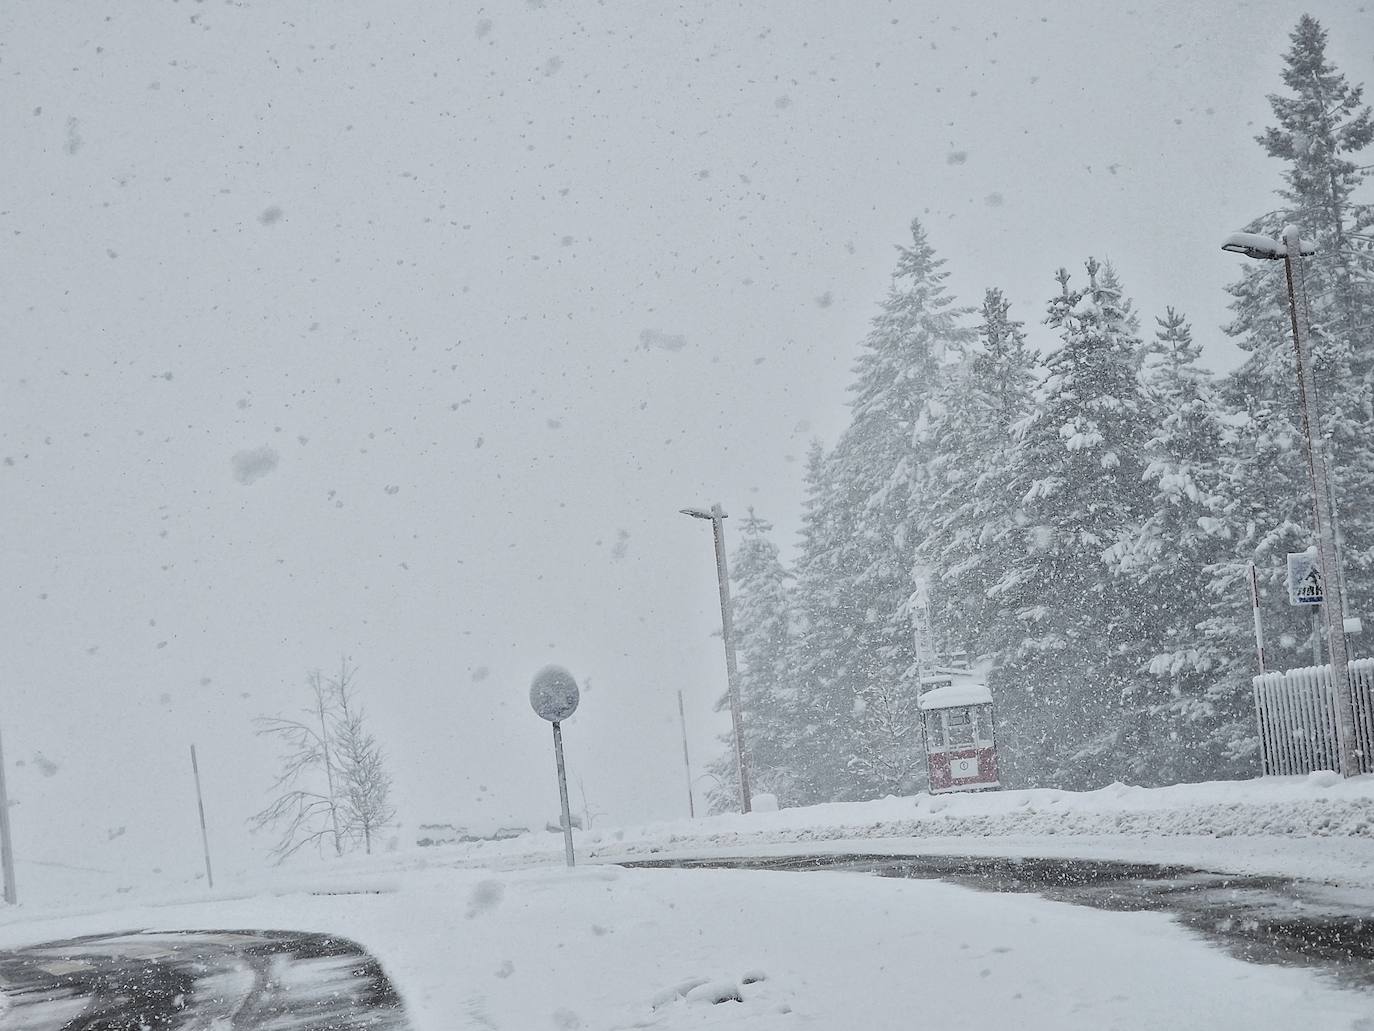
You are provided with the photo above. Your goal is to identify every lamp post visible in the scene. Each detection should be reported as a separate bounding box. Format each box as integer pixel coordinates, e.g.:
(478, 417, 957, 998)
(1222, 225, 1361, 777)
(680, 504, 752, 813)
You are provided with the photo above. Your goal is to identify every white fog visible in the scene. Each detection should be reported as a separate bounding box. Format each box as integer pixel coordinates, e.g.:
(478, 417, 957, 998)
(3, 3, 1374, 1027)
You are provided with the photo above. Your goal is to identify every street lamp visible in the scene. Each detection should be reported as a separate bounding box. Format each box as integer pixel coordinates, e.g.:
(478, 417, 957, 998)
(680, 503, 752, 813)
(1222, 225, 1362, 777)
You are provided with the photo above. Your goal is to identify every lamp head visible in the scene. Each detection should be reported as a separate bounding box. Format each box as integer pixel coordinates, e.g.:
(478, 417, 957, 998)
(1221, 230, 1316, 260)
(1221, 232, 1284, 260)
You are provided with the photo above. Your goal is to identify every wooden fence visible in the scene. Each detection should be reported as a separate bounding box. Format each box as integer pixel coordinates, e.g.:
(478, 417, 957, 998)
(1252, 657, 1374, 776)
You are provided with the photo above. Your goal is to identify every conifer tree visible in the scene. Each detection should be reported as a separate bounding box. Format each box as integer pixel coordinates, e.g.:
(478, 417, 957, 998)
(788, 441, 869, 802)
(1257, 15, 1373, 377)
(1112, 309, 1242, 783)
(820, 219, 974, 797)
(990, 260, 1154, 788)
(921, 288, 1038, 663)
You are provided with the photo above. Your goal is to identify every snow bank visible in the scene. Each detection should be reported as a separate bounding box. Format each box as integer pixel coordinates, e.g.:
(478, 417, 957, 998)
(5, 775, 1374, 915)
(414, 773, 1374, 891)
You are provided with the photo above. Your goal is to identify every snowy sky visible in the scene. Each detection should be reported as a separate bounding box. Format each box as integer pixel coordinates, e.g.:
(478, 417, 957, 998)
(2, 1, 1371, 889)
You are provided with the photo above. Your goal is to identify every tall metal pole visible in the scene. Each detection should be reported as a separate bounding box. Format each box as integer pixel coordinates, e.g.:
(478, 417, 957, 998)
(1282, 224, 1360, 776)
(0, 727, 16, 904)
(708, 504, 752, 813)
(190, 744, 214, 890)
(1247, 561, 1266, 675)
(677, 690, 696, 818)
(551, 722, 575, 867)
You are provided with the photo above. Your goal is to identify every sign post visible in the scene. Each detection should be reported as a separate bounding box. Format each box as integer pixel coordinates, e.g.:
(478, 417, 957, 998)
(190, 744, 215, 890)
(1247, 561, 1265, 675)
(529, 666, 580, 868)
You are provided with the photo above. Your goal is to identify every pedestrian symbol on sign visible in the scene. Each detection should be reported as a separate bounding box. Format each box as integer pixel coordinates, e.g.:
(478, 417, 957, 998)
(1287, 550, 1324, 606)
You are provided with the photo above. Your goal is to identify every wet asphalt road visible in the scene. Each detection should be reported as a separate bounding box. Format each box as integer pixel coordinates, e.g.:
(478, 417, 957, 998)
(0, 928, 411, 1030)
(625, 852, 1374, 991)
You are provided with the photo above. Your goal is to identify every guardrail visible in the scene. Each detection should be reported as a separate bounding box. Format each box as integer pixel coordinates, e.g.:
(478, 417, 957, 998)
(1252, 658, 1374, 775)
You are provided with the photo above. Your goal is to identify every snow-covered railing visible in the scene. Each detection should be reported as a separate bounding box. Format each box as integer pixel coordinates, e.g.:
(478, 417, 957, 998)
(1252, 658, 1374, 776)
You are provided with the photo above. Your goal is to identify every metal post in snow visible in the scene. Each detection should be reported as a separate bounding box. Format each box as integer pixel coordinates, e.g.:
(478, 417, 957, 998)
(551, 722, 575, 868)
(0, 727, 16, 904)
(1248, 561, 1266, 676)
(190, 744, 214, 890)
(677, 690, 695, 818)
(1248, 561, 1272, 777)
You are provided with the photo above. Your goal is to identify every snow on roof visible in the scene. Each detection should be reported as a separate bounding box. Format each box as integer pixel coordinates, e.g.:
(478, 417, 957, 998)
(918, 682, 993, 710)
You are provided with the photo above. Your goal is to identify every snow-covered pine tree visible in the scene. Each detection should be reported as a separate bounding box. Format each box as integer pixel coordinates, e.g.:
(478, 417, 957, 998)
(1109, 308, 1243, 784)
(704, 508, 799, 811)
(788, 440, 870, 802)
(1214, 16, 1374, 716)
(990, 259, 1154, 789)
(1258, 15, 1374, 389)
(1271, 16, 1374, 635)
(921, 287, 1038, 665)
(821, 219, 974, 797)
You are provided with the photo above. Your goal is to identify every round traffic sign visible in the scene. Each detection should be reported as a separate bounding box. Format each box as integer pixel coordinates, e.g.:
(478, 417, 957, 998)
(529, 665, 580, 722)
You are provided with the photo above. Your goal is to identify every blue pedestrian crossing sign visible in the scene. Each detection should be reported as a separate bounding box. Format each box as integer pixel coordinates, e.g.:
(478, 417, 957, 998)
(1287, 549, 1324, 606)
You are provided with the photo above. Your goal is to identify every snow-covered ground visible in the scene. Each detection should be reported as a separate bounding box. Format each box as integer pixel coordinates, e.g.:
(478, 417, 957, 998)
(1, 775, 1372, 1028)
(5, 863, 1372, 1030)
(451, 772, 1374, 893)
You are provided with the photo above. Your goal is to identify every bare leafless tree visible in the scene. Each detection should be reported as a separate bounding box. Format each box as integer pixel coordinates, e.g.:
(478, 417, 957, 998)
(576, 775, 605, 831)
(251, 659, 393, 861)
(332, 663, 395, 855)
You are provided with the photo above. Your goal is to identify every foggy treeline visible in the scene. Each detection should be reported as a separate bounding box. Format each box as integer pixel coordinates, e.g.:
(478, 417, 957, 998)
(708, 17, 1374, 808)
